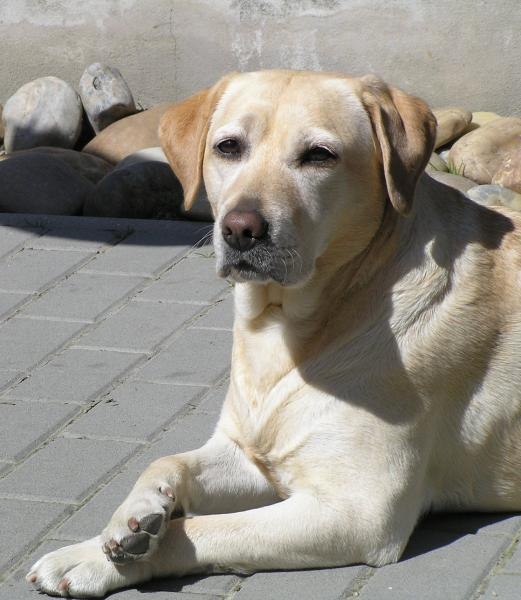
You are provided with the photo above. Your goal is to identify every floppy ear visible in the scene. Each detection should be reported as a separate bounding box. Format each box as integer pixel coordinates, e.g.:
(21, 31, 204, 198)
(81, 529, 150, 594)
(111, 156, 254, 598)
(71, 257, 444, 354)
(359, 75, 436, 215)
(159, 75, 234, 211)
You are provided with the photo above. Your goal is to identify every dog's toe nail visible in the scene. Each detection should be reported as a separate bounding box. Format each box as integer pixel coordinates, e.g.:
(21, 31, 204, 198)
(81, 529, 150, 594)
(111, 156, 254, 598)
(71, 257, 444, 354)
(120, 532, 150, 555)
(58, 577, 70, 593)
(26, 572, 37, 584)
(160, 485, 175, 499)
(128, 516, 140, 532)
(139, 513, 163, 535)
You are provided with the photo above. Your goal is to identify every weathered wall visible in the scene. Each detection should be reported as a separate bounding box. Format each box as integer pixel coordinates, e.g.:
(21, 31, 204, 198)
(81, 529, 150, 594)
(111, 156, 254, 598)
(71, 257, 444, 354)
(1, 0, 520, 114)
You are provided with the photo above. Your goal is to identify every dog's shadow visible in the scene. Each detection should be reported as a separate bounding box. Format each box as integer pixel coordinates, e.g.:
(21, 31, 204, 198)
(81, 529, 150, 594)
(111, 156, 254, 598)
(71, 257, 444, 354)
(117, 511, 519, 597)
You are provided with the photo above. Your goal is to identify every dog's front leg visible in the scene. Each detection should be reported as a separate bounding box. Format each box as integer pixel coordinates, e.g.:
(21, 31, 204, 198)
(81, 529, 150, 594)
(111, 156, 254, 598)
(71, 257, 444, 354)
(27, 431, 278, 597)
(152, 492, 390, 577)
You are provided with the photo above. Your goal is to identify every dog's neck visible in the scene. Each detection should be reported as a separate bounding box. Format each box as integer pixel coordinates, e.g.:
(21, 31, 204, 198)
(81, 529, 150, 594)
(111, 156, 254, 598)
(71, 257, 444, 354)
(230, 200, 405, 398)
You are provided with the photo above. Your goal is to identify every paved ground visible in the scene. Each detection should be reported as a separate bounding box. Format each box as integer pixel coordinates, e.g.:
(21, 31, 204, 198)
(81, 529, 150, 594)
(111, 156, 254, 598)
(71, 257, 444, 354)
(0, 213, 519, 600)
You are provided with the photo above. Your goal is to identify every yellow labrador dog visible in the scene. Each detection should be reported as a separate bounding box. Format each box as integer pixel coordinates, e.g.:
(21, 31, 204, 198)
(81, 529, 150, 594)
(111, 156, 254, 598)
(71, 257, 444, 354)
(28, 70, 521, 597)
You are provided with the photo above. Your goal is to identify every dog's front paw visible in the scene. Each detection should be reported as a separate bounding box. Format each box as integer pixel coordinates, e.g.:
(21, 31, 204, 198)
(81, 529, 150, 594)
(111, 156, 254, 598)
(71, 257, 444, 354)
(26, 536, 149, 598)
(101, 482, 176, 564)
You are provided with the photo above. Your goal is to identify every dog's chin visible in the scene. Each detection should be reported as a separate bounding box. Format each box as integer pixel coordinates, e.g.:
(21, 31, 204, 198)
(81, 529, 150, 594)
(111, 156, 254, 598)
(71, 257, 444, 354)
(218, 259, 310, 287)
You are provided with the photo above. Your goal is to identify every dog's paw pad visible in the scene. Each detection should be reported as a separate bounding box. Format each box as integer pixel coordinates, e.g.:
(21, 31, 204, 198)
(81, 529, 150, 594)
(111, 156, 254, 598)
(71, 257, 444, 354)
(139, 513, 163, 535)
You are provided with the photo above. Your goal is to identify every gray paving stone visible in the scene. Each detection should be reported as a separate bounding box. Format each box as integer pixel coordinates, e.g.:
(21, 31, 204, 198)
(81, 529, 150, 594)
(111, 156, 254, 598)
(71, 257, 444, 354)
(66, 381, 206, 441)
(7, 348, 142, 404)
(109, 589, 222, 600)
(481, 574, 521, 599)
(21, 272, 144, 321)
(0, 499, 69, 574)
(502, 538, 521, 573)
(133, 573, 241, 597)
(55, 464, 148, 540)
(135, 328, 232, 386)
(0, 291, 31, 318)
(25, 228, 119, 251)
(138, 254, 229, 304)
(195, 383, 227, 415)
(76, 300, 203, 352)
(422, 512, 521, 538)
(0, 436, 140, 503)
(137, 411, 220, 466)
(0, 318, 84, 371)
(0, 540, 70, 599)
(56, 412, 220, 540)
(0, 369, 21, 390)
(193, 295, 234, 330)
(82, 230, 198, 276)
(0, 225, 40, 259)
(235, 565, 366, 600)
(0, 248, 91, 293)
(0, 400, 78, 461)
(357, 528, 509, 600)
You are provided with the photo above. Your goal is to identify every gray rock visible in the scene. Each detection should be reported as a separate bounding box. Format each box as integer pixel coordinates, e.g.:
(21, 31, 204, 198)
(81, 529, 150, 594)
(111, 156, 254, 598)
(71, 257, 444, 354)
(426, 152, 448, 173)
(427, 170, 476, 195)
(83, 149, 184, 219)
(79, 63, 137, 133)
(83, 146, 213, 220)
(7, 146, 112, 184)
(0, 152, 93, 215)
(432, 107, 472, 149)
(2, 76, 82, 153)
(467, 184, 521, 211)
(439, 149, 451, 163)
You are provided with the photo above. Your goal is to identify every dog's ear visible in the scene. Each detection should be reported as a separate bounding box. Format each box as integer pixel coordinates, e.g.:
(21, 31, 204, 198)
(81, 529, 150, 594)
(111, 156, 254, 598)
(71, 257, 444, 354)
(159, 75, 234, 211)
(359, 75, 436, 215)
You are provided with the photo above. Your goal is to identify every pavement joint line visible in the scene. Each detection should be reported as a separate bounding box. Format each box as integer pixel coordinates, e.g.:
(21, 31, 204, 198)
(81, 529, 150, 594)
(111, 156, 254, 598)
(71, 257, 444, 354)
(128, 378, 212, 388)
(339, 565, 376, 599)
(79, 269, 155, 278)
(191, 326, 233, 331)
(1, 395, 83, 406)
(468, 532, 518, 599)
(133, 297, 214, 306)
(0, 493, 79, 505)
(59, 431, 149, 445)
(0, 226, 47, 262)
(14, 314, 94, 324)
(70, 344, 152, 355)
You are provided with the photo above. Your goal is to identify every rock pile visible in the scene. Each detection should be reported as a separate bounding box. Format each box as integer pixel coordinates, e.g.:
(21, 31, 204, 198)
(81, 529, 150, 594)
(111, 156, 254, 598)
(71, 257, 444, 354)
(0, 64, 212, 220)
(1, 66, 521, 220)
(425, 107, 521, 210)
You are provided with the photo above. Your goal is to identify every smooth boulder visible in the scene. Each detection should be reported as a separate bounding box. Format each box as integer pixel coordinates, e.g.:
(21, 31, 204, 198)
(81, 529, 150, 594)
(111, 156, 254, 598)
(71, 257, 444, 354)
(467, 184, 521, 210)
(7, 146, 112, 184)
(79, 63, 137, 133)
(492, 146, 521, 193)
(427, 170, 476, 195)
(0, 152, 93, 215)
(433, 107, 472, 149)
(449, 117, 521, 185)
(2, 76, 82, 153)
(426, 152, 448, 173)
(82, 103, 172, 164)
(83, 147, 184, 219)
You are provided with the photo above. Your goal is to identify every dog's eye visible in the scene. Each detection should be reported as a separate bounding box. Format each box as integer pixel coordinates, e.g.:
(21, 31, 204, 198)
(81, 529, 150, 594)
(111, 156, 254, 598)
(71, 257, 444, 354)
(302, 146, 337, 164)
(216, 139, 241, 156)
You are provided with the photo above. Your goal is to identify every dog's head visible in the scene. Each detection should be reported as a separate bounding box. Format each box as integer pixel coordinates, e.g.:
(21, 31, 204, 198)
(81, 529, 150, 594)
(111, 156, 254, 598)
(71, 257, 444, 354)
(160, 70, 436, 286)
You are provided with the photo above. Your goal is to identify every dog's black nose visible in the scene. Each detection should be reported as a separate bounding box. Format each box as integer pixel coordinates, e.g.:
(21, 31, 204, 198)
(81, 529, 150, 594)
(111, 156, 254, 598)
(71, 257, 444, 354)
(221, 210, 268, 251)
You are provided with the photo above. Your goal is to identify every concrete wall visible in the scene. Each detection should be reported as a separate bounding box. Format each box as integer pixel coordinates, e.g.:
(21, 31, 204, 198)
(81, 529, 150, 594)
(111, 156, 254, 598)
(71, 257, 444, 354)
(1, 0, 520, 115)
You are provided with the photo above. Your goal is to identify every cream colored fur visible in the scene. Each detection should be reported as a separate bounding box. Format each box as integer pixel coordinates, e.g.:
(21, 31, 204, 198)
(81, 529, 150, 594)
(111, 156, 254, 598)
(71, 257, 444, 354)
(28, 70, 521, 597)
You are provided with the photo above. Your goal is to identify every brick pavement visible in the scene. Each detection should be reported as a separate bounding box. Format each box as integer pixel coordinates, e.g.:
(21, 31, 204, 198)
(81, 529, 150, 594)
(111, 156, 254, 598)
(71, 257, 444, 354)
(0, 213, 519, 599)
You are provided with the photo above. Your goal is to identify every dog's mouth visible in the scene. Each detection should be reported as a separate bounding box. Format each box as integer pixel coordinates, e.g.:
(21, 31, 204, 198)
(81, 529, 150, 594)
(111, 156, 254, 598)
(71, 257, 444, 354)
(218, 245, 305, 286)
